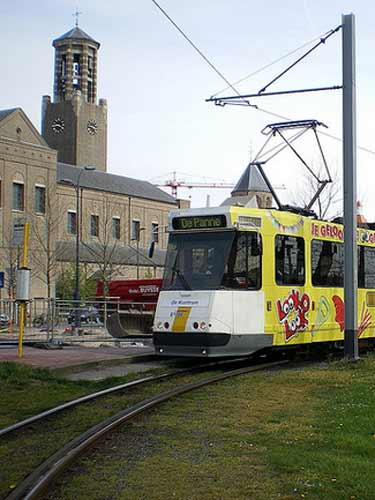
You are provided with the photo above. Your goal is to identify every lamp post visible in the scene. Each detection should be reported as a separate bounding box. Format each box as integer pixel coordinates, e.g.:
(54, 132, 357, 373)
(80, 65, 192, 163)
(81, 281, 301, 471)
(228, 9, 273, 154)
(61, 165, 96, 329)
(131, 226, 145, 279)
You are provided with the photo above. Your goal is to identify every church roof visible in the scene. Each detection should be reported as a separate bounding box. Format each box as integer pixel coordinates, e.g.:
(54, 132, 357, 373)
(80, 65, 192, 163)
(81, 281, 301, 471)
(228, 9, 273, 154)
(220, 194, 258, 208)
(57, 163, 177, 206)
(53, 26, 100, 48)
(231, 162, 271, 195)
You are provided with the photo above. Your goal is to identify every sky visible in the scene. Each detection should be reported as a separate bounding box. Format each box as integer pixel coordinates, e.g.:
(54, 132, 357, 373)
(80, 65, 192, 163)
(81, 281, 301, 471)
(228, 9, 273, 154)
(2, 0, 375, 216)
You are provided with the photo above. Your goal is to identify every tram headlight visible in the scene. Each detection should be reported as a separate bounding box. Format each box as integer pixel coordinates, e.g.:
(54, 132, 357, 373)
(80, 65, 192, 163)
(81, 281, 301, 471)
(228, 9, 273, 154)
(156, 321, 163, 330)
(164, 321, 170, 330)
(200, 321, 208, 331)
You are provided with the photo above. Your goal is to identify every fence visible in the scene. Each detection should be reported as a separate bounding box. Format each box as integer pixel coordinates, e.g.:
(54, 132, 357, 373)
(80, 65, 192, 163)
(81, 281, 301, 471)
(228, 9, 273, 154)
(0, 297, 156, 344)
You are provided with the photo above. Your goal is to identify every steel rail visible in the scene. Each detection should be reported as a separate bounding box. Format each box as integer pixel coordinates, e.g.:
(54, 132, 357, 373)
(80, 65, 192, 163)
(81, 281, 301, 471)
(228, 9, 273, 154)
(0, 356, 252, 438)
(6, 360, 288, 500)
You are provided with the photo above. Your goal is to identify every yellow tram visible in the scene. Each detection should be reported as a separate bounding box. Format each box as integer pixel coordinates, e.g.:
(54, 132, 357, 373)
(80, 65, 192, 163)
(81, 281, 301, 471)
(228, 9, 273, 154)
(153, 206, 375, 357)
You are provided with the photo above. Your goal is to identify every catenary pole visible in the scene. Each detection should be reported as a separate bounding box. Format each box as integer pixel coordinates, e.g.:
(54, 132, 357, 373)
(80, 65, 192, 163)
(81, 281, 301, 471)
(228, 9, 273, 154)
(342, 13, 359, 360)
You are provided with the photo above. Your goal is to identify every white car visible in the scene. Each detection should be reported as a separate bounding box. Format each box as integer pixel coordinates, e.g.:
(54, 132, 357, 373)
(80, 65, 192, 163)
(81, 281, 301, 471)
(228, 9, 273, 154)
(0, 313, 10, 326)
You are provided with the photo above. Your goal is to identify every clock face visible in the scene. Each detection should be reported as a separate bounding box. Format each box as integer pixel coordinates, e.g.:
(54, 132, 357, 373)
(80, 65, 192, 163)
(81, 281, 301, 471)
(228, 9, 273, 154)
(87, 120, 98, 136)
(51, 117, 65, 134)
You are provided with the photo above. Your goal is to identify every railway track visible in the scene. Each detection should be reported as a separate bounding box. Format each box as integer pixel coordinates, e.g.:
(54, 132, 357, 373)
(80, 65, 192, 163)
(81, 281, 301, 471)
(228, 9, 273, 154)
(0, 356, 249, 439)
(3, 357, 288, 500)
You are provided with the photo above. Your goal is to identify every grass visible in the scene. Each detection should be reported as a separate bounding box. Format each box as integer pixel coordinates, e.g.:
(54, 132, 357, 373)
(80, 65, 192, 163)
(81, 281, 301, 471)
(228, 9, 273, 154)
(0, 361, 112, 428)
(0, 361, 174, 498)
(44, 354, 375, 500)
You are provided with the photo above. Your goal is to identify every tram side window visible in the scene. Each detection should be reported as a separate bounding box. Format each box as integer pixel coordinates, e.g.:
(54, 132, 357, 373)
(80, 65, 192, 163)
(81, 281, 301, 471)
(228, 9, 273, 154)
(275, 235, 305, 286)
(311, 240, 344, 287)
(223, 232, 262, 289)
(358, 246, 375, 288)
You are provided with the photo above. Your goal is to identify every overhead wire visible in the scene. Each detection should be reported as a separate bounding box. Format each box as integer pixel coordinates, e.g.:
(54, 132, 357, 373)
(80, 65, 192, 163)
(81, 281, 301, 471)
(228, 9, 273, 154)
(151, 1, 375, 156)
(150, 0, 256, 108)
(210, 34, 326, 98)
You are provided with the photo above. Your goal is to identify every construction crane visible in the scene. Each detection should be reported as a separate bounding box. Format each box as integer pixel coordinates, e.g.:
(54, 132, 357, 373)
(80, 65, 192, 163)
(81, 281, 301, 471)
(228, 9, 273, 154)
(154, 171, 234, 198)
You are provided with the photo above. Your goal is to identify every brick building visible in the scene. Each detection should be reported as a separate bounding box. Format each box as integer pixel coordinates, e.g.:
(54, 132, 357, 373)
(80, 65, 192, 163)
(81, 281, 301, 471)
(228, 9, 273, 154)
(0, 24, 183, 300)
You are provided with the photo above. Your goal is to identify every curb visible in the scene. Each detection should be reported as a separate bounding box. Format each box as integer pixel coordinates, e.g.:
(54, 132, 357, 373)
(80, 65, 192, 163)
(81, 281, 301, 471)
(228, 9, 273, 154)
(52, 352, 157, 376)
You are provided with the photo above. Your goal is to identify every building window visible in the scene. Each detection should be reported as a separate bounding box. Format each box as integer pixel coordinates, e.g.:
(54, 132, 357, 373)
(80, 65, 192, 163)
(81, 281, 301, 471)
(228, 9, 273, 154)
(151, 223, 159, 243)
(13, 182, 24, 211)
(112, 217, 120, 240)
(91, 215, 99, 237)
(275, 235, 305, 286)
(35, 186, 46, 214)
(68, 211, 77, 234)
(132, 220, 140, 241)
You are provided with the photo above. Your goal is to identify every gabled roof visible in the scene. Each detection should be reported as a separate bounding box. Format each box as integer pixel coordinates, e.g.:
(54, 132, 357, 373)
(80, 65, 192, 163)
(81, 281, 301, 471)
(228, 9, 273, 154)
(232, 162, 270, 195)
(0, 107, 49, 148)
(53, 26, 100, 48)
(57, 163, 177, 206)
(0, 108, 18, 122)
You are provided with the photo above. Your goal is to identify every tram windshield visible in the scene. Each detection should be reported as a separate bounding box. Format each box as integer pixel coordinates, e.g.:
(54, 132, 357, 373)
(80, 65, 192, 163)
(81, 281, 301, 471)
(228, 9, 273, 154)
(162, 231, 262, 291)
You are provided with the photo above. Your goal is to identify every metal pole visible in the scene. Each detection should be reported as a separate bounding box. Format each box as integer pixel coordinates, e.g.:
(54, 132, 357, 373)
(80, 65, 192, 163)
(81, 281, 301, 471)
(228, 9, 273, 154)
(136, 238, 140, 279)
(342, 13, 359, 360)
(74, 182, 81, 329)
(17, 223, 30, 358)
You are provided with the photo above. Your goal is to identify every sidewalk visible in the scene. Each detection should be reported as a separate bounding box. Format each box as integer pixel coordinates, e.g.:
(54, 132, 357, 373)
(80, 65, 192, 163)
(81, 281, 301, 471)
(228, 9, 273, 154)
(0, 343, 157, 380)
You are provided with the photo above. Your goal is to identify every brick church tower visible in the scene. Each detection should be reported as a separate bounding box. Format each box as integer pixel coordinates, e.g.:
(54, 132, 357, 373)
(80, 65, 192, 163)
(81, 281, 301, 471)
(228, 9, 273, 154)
(41, 22, 107, 171)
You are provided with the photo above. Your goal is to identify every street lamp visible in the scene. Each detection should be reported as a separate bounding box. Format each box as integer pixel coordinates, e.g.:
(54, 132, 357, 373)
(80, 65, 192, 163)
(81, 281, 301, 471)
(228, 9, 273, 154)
(61, 165, 96, 329)
(131, 227, 145, 279)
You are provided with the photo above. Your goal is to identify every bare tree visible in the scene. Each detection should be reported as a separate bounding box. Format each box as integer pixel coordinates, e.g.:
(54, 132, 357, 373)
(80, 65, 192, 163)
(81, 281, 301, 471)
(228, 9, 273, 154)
(293, 167, 342, 220)
(82, 200, 123, 326)
(1, 228, 18, 306)
(28, 183, 65, 302)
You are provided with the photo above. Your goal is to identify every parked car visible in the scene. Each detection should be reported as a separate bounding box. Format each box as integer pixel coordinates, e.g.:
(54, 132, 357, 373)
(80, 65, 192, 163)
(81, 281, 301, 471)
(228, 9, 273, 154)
(67, 306, 101, 325)
(0, 313, 9, 326)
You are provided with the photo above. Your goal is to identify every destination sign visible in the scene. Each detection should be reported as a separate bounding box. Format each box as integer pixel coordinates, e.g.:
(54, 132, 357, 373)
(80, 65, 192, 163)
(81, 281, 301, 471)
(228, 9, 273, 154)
(172, 214, 227, 230)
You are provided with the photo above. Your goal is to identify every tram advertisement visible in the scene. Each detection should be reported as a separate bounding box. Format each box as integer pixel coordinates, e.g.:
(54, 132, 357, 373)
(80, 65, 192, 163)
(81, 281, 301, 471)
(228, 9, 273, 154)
(311, 222, 375, 244)
(276, 290, 311, 341)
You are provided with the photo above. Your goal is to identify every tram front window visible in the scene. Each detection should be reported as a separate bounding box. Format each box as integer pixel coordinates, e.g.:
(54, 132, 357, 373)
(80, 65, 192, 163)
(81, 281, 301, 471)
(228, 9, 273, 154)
(162, 231, 262, 291)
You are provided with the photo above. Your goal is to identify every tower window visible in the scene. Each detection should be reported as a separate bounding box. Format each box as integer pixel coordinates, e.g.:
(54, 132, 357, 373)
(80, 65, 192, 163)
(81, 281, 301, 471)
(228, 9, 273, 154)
(88, 55, 93, 78)
(73, 54, 81, 89)
(61, 55, 67, 77)
(73, 54, 81, 75)
(13, 182, 24, 211)
(87, 81, 93, 103)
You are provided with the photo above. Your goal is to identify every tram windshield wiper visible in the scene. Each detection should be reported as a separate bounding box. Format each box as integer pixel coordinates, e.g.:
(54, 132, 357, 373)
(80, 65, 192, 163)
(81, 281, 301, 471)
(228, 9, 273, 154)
(172, 265, 191, 290)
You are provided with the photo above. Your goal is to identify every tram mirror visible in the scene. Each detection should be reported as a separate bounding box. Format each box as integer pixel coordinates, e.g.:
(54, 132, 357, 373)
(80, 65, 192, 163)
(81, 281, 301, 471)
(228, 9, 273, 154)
(148, 240, 155, 258)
